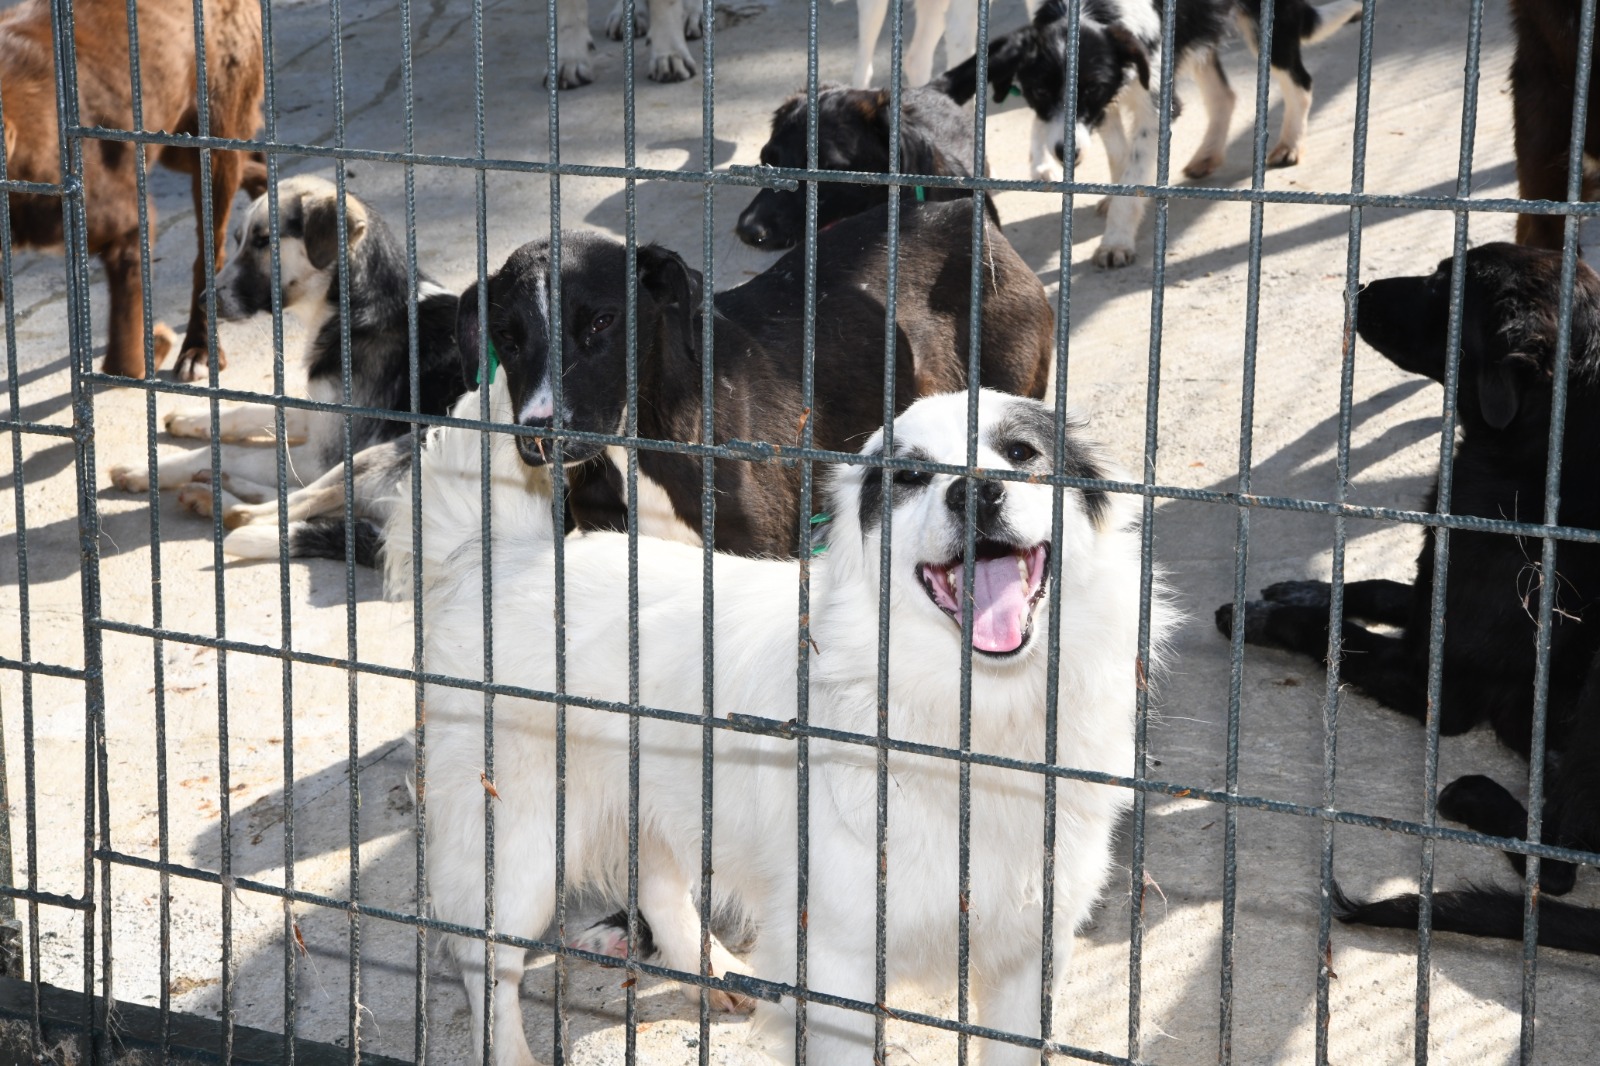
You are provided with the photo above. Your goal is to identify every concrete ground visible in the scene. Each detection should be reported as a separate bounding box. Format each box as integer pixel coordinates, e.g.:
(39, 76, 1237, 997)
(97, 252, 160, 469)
(2, 0, 1599, 1062)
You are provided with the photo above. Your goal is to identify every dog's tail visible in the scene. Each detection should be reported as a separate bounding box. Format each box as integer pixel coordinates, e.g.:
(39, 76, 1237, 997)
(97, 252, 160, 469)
(1304, 1, 1364, 45)
(381, 378, 554, 599)
(223, 516, 385, 568)
(1332, 880, 1600, 956)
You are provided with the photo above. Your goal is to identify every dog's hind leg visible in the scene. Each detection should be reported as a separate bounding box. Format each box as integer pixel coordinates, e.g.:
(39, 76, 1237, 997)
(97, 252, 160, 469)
(165, 401, 309, 444)
(1438, 773, 1579, 894)
(1261, 577, 1413, 627)
(1095, 89, 1158, 268)
(853, 0, 890, 87)
(1182, 50, 1235, 180)
(1267, 61, 1314, 167)
(635, 830, 754, 1013)
(904, 0, 955, 87)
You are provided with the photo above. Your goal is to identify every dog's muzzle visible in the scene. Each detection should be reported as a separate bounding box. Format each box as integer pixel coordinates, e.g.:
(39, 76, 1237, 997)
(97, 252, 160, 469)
(918, 540, 1051, 657)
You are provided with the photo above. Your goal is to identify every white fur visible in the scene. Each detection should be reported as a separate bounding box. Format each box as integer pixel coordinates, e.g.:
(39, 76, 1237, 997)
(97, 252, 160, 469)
(605, 445, 704, 548)
(848, 0, 1040, 88)
(549, 0, 699, 88)
(408, 382, 1175, 1065)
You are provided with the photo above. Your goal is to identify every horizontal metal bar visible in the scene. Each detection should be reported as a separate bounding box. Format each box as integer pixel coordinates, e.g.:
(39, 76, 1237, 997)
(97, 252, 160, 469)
(68, 126, 799, 191)
(87, 619, 1600, 869)
(722, 164, 1600, 217)
(85, 374, 1600, 546)
(0, 421, 79, 440)
(0, 885, 91, 912)
(0, 657, 90, 683)
(0, 178, 70, 197)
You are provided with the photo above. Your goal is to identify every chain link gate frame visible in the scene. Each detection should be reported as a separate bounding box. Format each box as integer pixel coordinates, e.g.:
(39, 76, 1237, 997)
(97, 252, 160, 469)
(0, 0, 1597, 1062)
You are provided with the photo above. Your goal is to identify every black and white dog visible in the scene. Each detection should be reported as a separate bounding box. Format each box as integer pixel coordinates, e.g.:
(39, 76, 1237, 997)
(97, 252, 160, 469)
(467, 201, 1055, 558)
(1218, 244, 1600, 954)
(946, 0, 1361, 267)
(107, 174, 466, 566)
(735, 81, 998, 251)
(404, 382, 1174, 1064)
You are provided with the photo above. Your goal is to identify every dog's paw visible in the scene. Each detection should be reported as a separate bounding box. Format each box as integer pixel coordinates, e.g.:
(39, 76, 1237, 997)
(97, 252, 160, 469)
(173, 345, 225, 383)
(108, 464, 151, 493)
(1032, 160, 1064, 184)
(684, 977, 755, 1015)
(684, 4, 705, 39)
(1437, 774, 1522, 829)
(164, 407, 214, 439)
(548, 57, 595, 89)
(1267, 142, 1301, 168)
(1182, 151, 1224, 180)
(647, 46, 697, 83)
(1093, 241, 1137, 269)
(223, 500, 272, 530)
(151, 321, 177, 366)
(1213, 600, 1289, 645)
(1260, 580, 1332, 608)
(605, 0, 649, 38)
(177, 479, 216, 517)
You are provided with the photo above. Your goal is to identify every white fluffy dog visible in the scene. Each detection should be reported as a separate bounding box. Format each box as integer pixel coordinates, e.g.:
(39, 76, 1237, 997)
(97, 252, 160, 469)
(404, 381, 1173, 1065)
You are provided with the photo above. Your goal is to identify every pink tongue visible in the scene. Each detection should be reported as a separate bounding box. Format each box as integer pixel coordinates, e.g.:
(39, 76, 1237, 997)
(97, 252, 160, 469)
(970, 553, 1031, 653)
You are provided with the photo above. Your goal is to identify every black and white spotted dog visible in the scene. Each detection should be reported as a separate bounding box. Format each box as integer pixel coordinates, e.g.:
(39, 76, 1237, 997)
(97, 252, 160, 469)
(108, 174, 466, 566)
(402, 382, 1175, 1064)
(946, 0, 1361, 267)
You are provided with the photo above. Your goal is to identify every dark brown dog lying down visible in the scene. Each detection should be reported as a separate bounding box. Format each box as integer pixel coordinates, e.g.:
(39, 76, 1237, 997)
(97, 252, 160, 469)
(0, 0, 264, 380)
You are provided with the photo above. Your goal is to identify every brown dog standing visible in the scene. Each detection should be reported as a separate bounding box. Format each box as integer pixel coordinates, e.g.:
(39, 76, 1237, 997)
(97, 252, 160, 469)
(0, 0, 264, 379)
(1510, 0, 1600, 250)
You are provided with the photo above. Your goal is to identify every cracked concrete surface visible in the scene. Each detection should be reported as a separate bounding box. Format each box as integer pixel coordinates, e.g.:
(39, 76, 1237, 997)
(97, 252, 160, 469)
(2, 0, 1599, 1063)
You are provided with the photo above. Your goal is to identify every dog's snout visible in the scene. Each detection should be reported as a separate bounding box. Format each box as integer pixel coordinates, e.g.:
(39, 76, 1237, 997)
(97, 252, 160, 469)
(1053, 141, 1067, 164)
(735, 209, 774, 248)
(946, 477, 1004, 526)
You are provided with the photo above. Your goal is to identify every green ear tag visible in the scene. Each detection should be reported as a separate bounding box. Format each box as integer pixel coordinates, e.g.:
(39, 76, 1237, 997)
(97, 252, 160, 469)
(1009, 85, 1021, 98)
(914, 185, 926, 203)
(810, 512, 832, 526)
(476, 338, 500, 386)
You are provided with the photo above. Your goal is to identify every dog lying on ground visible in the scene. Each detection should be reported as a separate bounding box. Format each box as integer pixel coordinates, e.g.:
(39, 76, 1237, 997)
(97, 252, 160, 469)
(404, 382, 1172, 1064)
(0, 0, 265, 379)
(735, 81, 998, 251)
(846, 0, 1037, 90)
(469, 200, 1054, 558)
(107, 175, 466, 566)
(548, 0, 704, 88)
(1216, 243, 1600, 953)
(945, 0, 1361, 267)
(1508, 0, 1600, 250)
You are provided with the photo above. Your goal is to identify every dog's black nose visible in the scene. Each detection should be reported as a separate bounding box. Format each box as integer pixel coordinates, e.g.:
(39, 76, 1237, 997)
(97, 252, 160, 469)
(946, 477, 1004, 527)
(1053, 141, 1067, 163)
(736, 211, 773, 248)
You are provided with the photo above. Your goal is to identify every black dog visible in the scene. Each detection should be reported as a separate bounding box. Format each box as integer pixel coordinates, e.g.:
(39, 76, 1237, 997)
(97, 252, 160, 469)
(1217, 243, 1600, 953)
(943, 0, 1361, 267)
(461, 199, 1055, 558)
(734, 81, 997, 252)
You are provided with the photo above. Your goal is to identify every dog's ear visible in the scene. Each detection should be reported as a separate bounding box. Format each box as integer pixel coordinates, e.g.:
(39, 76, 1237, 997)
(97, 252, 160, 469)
(853, 88, 893, 129)
(637, 244, 705, 363)
(455, 278, 487, 389)
(1106, 24, 1151, 90)
(301, 191, 370, 271)
(986, 30, 1035, 105)
(931, 55, 979, 105)
(1476, 352, 1540, 430)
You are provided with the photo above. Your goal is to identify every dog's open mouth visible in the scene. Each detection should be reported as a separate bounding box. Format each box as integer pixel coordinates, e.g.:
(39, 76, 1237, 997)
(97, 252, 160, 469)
(918, 541, 1051, 656)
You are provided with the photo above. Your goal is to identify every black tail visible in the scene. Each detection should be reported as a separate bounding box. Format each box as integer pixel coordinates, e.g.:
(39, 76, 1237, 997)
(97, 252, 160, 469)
(288, 517, 385, 569)
(1332, 881, 1600, 955)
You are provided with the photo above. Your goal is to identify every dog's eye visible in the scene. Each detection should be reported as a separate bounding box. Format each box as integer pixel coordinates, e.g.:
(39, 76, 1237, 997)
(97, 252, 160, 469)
(1003, 441, 1038, 464)
(251, 231, 270, 250)
(589, 312, 615, 335)
(893, 469, 932, 488)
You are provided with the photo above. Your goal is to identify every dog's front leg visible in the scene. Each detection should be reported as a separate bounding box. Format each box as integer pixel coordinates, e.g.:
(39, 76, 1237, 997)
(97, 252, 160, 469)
(453, 942, 541, 1066)
(547, 0, 596, 89)
(972, 947, 1049, 1066)
(852, 0, 890, 87)
(905, 0, 956, 88)
(1095, 88, 1157, 269)
(1182, 50, 1235, 179)
(644, 0, 698, 82)
(164, 401, 308, 443)
(1029, 115, 1064, 184)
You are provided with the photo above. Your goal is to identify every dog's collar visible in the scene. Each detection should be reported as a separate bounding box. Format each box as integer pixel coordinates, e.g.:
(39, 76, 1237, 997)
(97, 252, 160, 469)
(475, 338, 501, 386)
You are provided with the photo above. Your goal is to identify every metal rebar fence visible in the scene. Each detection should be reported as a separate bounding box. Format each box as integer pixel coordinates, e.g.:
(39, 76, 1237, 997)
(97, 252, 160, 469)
(0, 0, 1596, 1063)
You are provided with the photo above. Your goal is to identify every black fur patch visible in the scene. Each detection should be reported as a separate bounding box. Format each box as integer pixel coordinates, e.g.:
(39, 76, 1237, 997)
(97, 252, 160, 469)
(857, 446, 935, 534)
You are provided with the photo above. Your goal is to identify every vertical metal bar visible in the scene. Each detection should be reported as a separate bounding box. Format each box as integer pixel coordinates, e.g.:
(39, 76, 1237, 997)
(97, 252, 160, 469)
(1220, 0, 1283, 1058)
(621, 0, 643, 1058)
(1040, 1, 1083, 1059)
(1127, 1, 1182, 1057)
(873, 3, 907, 1063)
(794, 0, 822, 1059)
(397, 0, 427, 1057)
(696, 1, 719, 1058)
(1519, 2, 1596, 1059)
(1409, 3, 1485, 1062)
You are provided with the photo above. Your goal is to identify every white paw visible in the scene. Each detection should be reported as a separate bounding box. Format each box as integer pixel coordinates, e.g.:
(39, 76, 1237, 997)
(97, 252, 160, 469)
(1032, 160, 1064, 183)
(684, 4, 705, 39)
(177, 480, 216, 517)
(223, 501, 272, 530)
(1094, 241, 1137, 269)
(548, 57, 595, 89)
(605, 0, 649, 39)
(222, 523, 281, 560)
(1267, 142, 1301, 168)
(163, 407, 214, 439)
(108, 464, 151, 492)
(647, 46, 697, 83)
